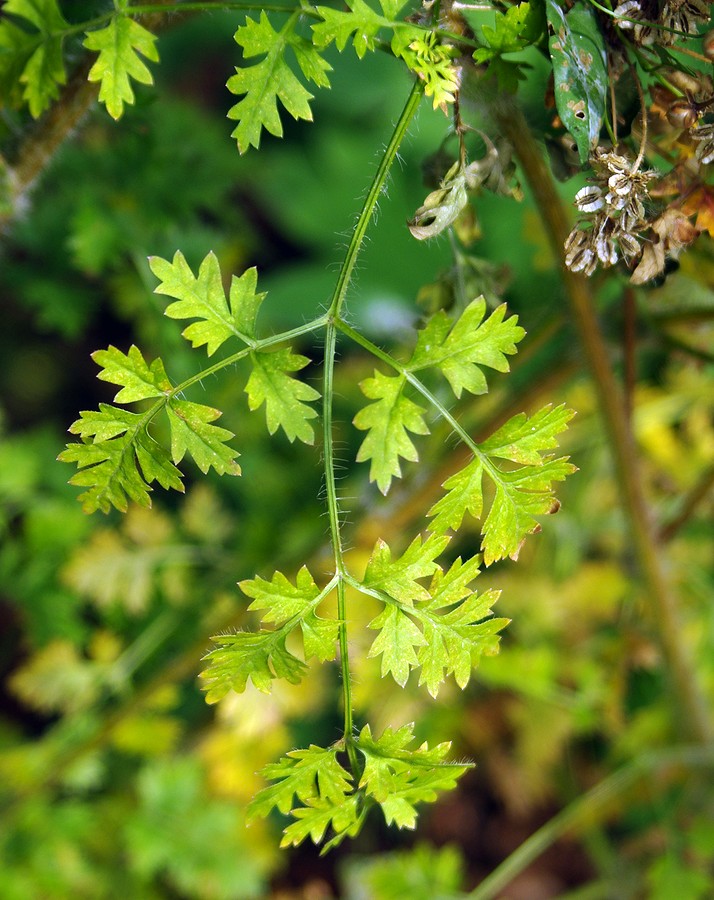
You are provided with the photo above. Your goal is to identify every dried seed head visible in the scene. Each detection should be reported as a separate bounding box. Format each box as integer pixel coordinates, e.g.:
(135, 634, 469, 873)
(568, 246, 597, 275)
(691, 123, 714, 164)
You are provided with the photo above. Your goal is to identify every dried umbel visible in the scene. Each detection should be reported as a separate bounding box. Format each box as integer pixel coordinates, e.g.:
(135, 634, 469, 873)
(620, 0, 711, 46)
(564, 151, 655, 277)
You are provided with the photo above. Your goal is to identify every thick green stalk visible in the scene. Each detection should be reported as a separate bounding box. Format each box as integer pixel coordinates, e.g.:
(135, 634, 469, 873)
(493, 101, 713, 744)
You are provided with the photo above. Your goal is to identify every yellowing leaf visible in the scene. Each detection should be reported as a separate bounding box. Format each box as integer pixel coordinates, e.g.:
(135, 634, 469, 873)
(363, 541, 506, 693)
(356, 724, 471, 829)
(428, 406, 575, 564)
(240, 566, 338, 662)
(84, 16, 158, 120)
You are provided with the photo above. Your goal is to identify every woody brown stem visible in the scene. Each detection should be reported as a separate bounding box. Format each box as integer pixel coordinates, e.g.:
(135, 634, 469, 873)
(493, 99, 713, 745)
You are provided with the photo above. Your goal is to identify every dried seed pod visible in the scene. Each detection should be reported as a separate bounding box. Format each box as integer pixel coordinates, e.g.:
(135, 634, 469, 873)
(608, 172, 633, 197)
(613, 0, 642, 27)
(595, 231, 619, 266)
(667, 99, 700, 129)
(695, 138, 714, 164)
(618, 231, 642, 261)
(574, 185, 604, 213)
(564, 228, 590, 267)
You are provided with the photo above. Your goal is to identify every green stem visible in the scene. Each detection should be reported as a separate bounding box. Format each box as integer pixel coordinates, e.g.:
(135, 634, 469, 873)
(468, 745, 714, 900)
(492, 99, 713, 744)
(320, 80, 423, 773)
(173, 314, 328, 393)
(333, 318, 514, 507)
(328, 79, 424, 319)
(322, 321, 359, 769)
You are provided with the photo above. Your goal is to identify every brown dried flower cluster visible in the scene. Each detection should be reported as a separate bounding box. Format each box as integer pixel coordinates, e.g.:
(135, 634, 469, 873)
(614, 0, 711, 46)
(564, 150, 655, 276)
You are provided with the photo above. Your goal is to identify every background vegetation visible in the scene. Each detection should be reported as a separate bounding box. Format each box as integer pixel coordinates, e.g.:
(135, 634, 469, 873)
(1, 1, 713, 897)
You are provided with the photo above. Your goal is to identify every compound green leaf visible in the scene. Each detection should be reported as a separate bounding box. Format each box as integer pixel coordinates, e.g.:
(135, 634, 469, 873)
(408, 298, 525, 397)
(240, 566, 338, 662)
(281, 794, 362, 849)
(200, 631, 306, 700)
(4, 0, 65, 31)
(0, 20, 37, 109)
(60, 434, 144, 514)
(428, 406, 575, 563)
(245, 348, 320, 444)
(92, 345, 171, 403)
(228, 11, 331, 153)
(300, 609, 340, 663)
(149, 252, 264, 355)
(133, 430, 185, 494)
(3, 0, 67, 116)
(166, 399, 241, 476)
(356, 724, 471, 829)
(368, 603, 427, 687)
(363, 533, 450, 605)
(248, 744, 352, 818)
(241, 565, 321, 625)
(20, 32, 65, 116)
(474, 1, 545, 59)
(67, 403, 141, 443)
(427, 458, 484, 536)
(84, 16, 158, 120)
(312, 0, 408, 58)
(416, 558, 507, 696)
(481, 457, 575, 565)
(479, 403, 575, 464)
(353, 370, 429, 494)
(545, 0, 607, 164)
(60, 413, 184, 514)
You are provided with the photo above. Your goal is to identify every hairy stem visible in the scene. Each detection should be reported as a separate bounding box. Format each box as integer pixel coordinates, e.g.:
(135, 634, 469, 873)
(328, 79, 424, 320)
(493, 100, 713, 744)
(322, 79, 424, 772)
